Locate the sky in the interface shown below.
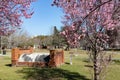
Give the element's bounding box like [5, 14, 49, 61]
[22, 0, 64, 36]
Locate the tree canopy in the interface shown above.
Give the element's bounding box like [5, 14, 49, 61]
[0, 0, 35, 36]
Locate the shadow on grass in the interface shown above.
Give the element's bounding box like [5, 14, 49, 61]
[17, 67, 90, 80]
[65, 62, 70, 65]
[82, 58, 90, 63]
[5, 64, 12, 67]
[83, 59, 93, 68]
[112, 59, 120, 65]
[84, 65, 93, 68]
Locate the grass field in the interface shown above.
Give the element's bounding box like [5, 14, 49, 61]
[0, 49, 120, 80]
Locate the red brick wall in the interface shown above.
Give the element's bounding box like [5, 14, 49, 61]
[48, 50, 64, 67]
[11, 48, 33, 66]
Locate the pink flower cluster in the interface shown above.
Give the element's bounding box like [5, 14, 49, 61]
[53, 0, 119, 47]
[0, 0, 35, 36]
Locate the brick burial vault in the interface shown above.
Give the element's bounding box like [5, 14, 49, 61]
[11, 48, 64, 67]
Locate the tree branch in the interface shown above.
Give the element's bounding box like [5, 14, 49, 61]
[84, 0, 113, 20]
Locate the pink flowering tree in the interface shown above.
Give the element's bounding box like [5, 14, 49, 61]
[53, 0, 120, 80]
[0, 0, 35, 36]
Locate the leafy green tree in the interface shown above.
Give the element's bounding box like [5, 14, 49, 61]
[52, 26, 60, 48]
[52, 26, 69, 49]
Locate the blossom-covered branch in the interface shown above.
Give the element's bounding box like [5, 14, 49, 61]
[0, 0, 35, 36]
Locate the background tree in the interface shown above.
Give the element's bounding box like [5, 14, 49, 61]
[32, 35, 53, 49]
[52, 26, 62, 48]
[8, 29, 33, 48]
[52, 26, 68, 49]
[106, 26, 120, 49]
[53, 0, 120, 80]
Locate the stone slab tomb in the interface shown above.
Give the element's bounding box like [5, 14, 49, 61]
[11, 48, 64, 67]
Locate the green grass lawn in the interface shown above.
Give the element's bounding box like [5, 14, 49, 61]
[0, 49, 120, 80]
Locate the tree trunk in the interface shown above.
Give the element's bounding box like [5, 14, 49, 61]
[93, 50, 99, 80]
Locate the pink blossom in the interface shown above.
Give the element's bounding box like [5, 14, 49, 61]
[0, 0, 35, 35]
[61, 31, 66, 35]
[53, 0, 119, 47]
